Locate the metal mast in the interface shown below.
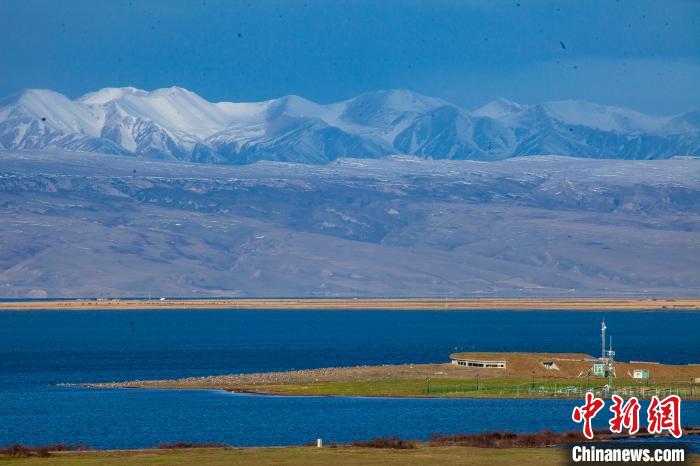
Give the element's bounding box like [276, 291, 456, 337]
[607, 335, 615, 389]
[601, 320, 606, 359]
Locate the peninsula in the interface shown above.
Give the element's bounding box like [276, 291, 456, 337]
[85, 352, 700, 400]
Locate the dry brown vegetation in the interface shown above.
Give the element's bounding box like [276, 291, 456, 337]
[351, 436, 417, 449]
[0, 444, 89, 458]
[429, 430, 589, 448]
[156, 442, 230, 450]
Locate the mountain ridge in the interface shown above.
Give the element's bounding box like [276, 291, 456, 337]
[1, 149, 699, 298]
[0, 87, 698, 164]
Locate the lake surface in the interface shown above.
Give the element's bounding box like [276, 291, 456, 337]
[0, 310, 698, 449]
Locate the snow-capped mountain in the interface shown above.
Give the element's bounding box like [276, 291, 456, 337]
[0, 87, 698, 164]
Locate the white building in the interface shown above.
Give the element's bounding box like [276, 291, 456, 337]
[450, 356, 506, 369]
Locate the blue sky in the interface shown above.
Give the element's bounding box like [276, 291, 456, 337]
[1, 0, 698, 114]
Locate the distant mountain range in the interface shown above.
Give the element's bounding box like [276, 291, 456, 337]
[1, 87, 698, 164]
[2, 150, 699, 298]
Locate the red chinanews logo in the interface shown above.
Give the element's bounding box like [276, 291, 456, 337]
[572, 392, 682, 439]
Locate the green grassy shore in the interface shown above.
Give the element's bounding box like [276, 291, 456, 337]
[0, 446, 698, 466]
[230, 377, 700, 399]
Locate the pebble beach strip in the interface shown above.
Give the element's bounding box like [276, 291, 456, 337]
[75, 364, 458, 390]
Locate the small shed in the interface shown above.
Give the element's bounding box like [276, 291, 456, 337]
[542, 361, 560, 370]
[632, 369, 650, 380]
[591, 362, 607, 377]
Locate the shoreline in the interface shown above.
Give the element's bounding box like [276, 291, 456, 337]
[73, 385, 700, 401]
[1, 297, 700, 311]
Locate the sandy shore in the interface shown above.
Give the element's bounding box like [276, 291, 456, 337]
[2, 297, 700, 311]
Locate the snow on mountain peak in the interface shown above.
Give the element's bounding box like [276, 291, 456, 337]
[78, 87, 148, 105]
[538, 100, 671, 134]
[0, 86, 698, 163]
[472, 98, 525, 119]
[0, 88, 101, 136]
[7, 88, 79, 111]
[345, 89, 446, 114]
[268, 95, 328, 118]
[101, 86, 233, 138]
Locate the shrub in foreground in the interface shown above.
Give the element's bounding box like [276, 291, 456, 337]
[351, 436, 417, 449]
[428, 430, 590, 448]
[0, 443, 88, 457]
[156, 442, 230, 449]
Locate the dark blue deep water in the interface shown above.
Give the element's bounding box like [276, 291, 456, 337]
[0, 310, 698, 449]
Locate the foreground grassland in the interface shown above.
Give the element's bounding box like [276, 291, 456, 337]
[3, 446, 691, 466]
[2, 297, 700, 311]
[1, 447, 698, 466]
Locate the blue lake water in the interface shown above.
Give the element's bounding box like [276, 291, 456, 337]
[0, 310, 698, 449]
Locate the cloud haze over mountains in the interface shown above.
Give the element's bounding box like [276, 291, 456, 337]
[1, 87, 698, 165]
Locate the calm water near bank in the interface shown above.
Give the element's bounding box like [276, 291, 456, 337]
[0, 310, 698, 449]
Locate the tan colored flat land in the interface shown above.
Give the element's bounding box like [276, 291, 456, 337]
[86, 353, 700, 399]
[2, 297, 699, 311]
[2, 446, 697, 466]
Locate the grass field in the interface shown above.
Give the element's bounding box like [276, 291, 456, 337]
[102, 372, 700, 400]
[0, 446, 698, 466]
[0, 446, 647, 466]
[232, 377, 700, 399]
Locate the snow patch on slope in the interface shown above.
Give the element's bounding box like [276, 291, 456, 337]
[540, 100, 674, 134]
[1, 89, 102, 136]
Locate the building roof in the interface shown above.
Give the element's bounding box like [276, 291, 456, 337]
[449, 352, 593, 361]
[445, 352, 698, 379]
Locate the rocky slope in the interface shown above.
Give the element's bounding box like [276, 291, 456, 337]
[1, 149, 698, 298]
